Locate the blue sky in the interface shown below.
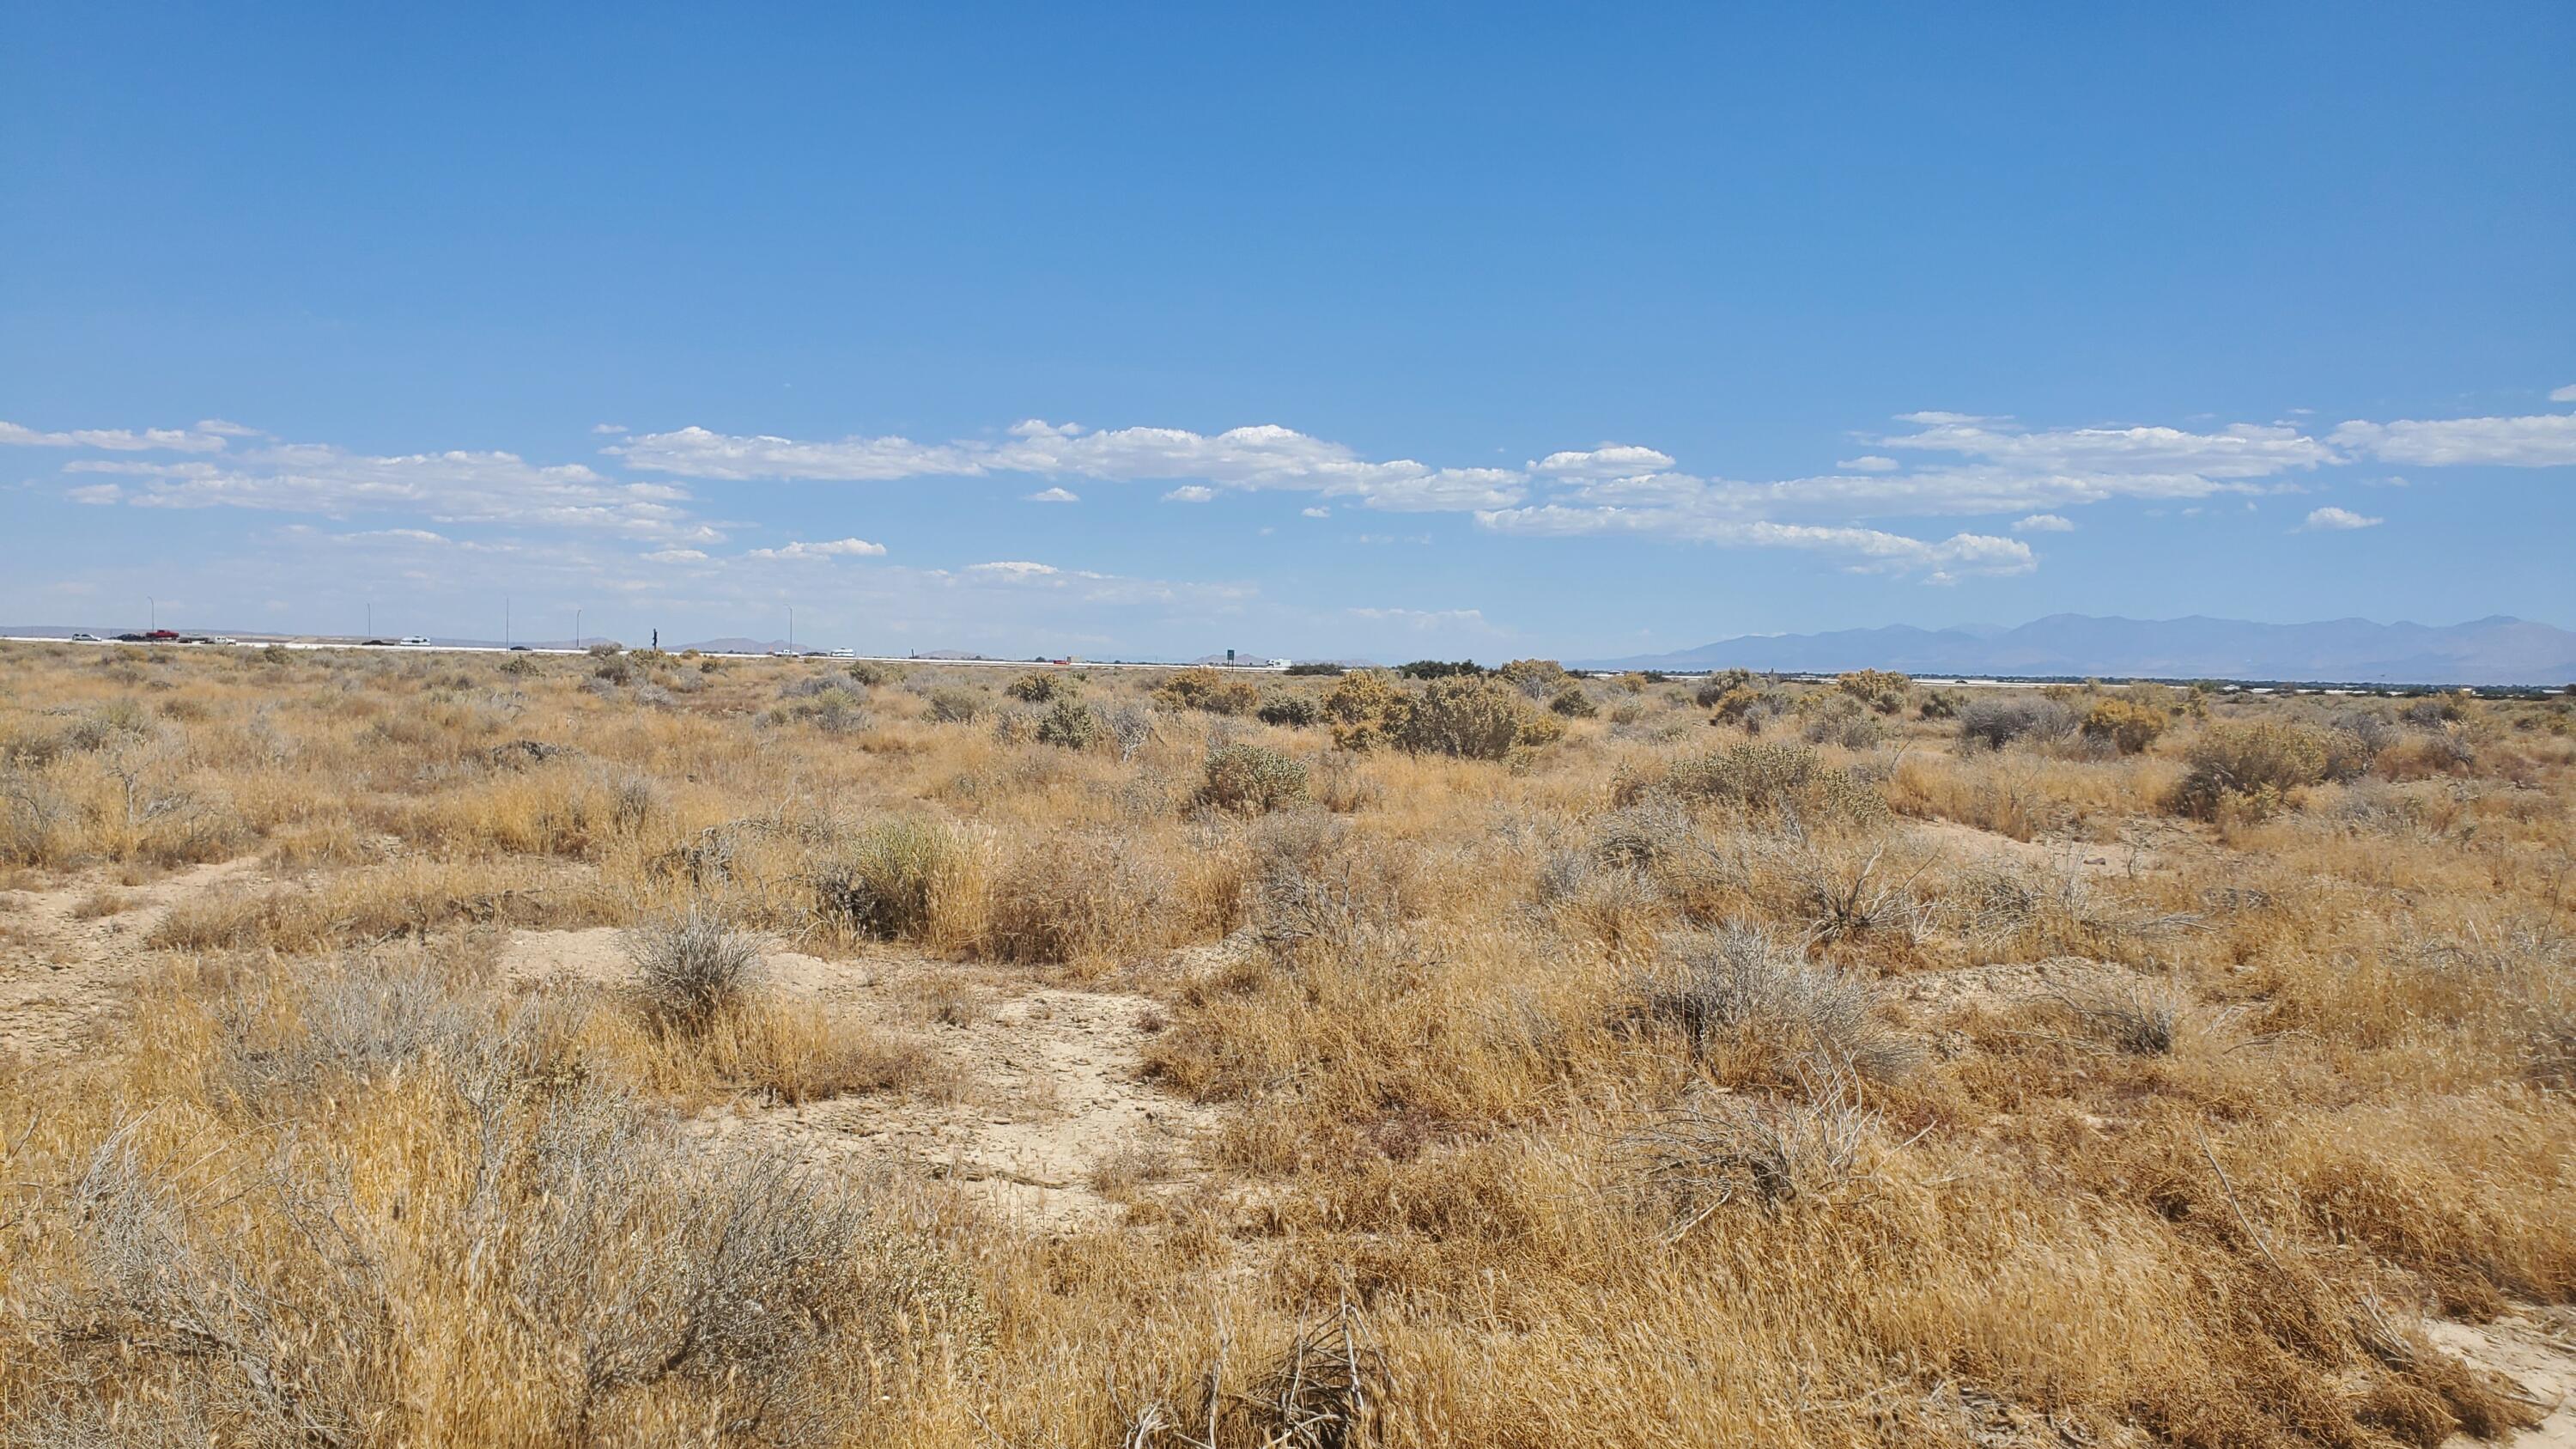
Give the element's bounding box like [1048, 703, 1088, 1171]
[5, 3, 2572, 658]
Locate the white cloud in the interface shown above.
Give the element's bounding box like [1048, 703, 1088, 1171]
[1346, 606, 1493, 630]
[610, 425, 987, 482]
[66, 483, 124, 504]
[2299, 506, 2383, 532]
[1879, 415, 2338, 480]
[2012, 513, 2075, 533]
[1163, 485, 1217, 503]
[744, 537, 888, 560]
[1528, 444, 1676, 480]
[1835, 455, 1900, 472]
[1, 420, 235, 453]
[1301, 506, 1330, 518]
[2330, 413, 2576, 467]
[1025, 486, 1080, 503]
[592, 423, 629, 435]
[2550, 384, 2576, 404]
[1477, 503, 2036, 577]
[964, 561, 1059, 578]
[641, 548, 708, 563]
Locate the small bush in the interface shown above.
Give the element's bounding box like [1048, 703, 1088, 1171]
[844, 660, 897, 686]
[1636, 924, 1917, 1081]
[1959, 696, 2079, 750]
[2081, 697, 2168, 754]
[1198, 744, 1309, 814]
[2169, 721, 2336, 819]
[927, 685, 988, 723]
[1034, 697, 1103, 749]
[1323, 671, 1414, 752]
[1153, 666, 1261, 715]
[1636, 742, 1890, 826]
[1548, 684, 1600, 718]
[816, 817, 975, 941]
[1401, 675, 1559, 759]
[627, 910, 764, 1028]
[1692, 670, 1756, 708]
[1006, 671, 1071, 703]
[1916, 688, 1963, 720]
[1283, 661, 1346, 676]
[1394, 659, 1485, 680]
[1257, 692, 1320, 728]
[1834, 669, 1911, 715]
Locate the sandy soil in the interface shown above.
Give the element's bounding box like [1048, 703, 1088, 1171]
[0, 857, 260, 1061]
[1903, 818, 2172, 878]
[497, 926, 1217, 1232]
[2433, 1307, 2576, 1448]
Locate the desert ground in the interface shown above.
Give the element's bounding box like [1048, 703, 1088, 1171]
[0, 642, 2570, 1447]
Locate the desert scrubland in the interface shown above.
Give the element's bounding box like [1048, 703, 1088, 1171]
[1, 642, 2571, 1447]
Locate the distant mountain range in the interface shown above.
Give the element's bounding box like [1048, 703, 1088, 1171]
[1577, 614, 2576, 686]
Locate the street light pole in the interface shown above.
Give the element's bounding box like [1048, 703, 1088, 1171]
[575, 608, 582, 650]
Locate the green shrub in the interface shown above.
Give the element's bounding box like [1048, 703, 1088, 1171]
[1006, 671, 1071, 703]
[1257, 693, 1320, 728]
[1394, 660, 1485, 680]
[1284, 661, 1346, 676]
[1197, 744, 1309, 814]
[1549, 684, 1600, 718]
[1034, 697, 1103, 750]
[846, 661, 899, 686]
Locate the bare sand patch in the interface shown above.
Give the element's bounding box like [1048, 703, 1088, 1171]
[498, 927, 1216, 1233]
[2433, 1307, 2576, 1448]
[0, 857, 261, 1061]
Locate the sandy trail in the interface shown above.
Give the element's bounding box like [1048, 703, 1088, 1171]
[0, 857, 261, 1061]
[498, 926, 1215, 1231]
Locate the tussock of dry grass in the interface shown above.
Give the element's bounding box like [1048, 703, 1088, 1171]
[1, 642, 2572, 1446]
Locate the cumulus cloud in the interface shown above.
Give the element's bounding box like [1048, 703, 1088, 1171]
[1528, 444, 1676, 479]
[2550, 384, 2576, 404]
[744, 537, 888, 560]
[2012, 513, 2075, 533]
[66, 483, 123, 504]
[641, 548, 708, 563]
[1163, 485, 1217, 502]
[1025, 486, 1079, 503]
[2299, 506, 2383, 532]
[1835, 455, 1900, 472]
[592, 423, 629, 435]
[1, 420, 237, 453]
[2330, 413, 2576, 467]
[1301, 506, 1330, 518]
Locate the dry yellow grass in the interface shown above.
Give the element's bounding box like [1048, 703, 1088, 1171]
[1, 643, 2571, 1446]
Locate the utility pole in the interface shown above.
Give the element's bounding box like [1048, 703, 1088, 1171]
[787, 606, 794, 654]
[148, 596, 155, 630]
[367, 602, 373, 638]
[574, 608, 582, 650]
[504, 595, 511, 648]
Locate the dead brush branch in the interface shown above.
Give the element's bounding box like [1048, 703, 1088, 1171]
[1252, 1301, 1384, 1449]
